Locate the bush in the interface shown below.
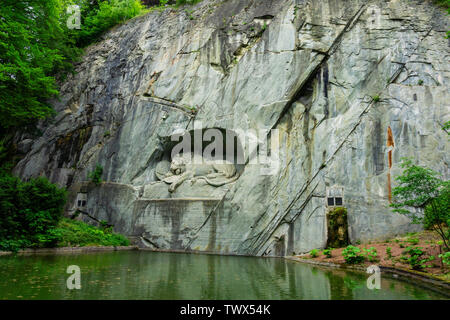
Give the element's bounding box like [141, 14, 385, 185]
[401, 246, 434, 270]
[0, 174, 67, 252]
[88, 164, 104, 185]
[439, 252, 450, 265]
[323, 249, 332, 258]
[342, 245, 365, 264]
[363, 247, 378, 262]
[309, 249, 319, 258]
[54, 218, 129, 247]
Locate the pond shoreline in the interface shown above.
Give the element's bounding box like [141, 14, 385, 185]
[0, 245, 138, 256]
[0, 246, 269, 258]
[286, 256, 450, 298]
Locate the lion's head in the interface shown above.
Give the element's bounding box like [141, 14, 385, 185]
[169, 154, 187, 176]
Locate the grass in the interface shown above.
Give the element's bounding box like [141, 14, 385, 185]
[52, 218, 130, 247]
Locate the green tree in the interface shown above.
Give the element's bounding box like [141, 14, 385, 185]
[72, 0, 145, 47]
[0, 0, 78, 131]
[0, 0, 144, 133]
[391, 158, 449, 249]
[0, 173, 67, 252]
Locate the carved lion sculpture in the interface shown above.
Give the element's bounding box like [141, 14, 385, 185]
[156, 154, 239, 192]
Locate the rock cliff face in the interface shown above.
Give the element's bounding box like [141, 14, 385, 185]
[14, 0, 449, 256]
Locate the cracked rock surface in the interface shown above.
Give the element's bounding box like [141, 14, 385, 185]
[13, 0, 449, 256]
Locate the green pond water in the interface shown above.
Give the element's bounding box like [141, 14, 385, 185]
[0, 251, 448, 300]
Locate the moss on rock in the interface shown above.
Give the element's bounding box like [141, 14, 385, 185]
[326, 207, 349, 248]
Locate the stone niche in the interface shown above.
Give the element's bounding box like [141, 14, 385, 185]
[66, 184, 89, 218]
[325, 187, 349, 248]
[75, 191, 87, 208]
[144, 127, 245, 200]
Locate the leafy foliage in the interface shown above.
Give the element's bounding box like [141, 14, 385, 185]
[434, 0, 450, 12]
[72, 0, 145, 48]
[407, 237, 419, 245]
[309, 249, 319, 258]
[401, 246, 434, 270]
[442, 120, 450, 134]
[0, 1, 144, 133]
[262, 22, 268, 31]
[391, 158, 449, 249]
[0, 171, 129, 251]
[386, 246, 392, 259]
[342, 245, 365, 264]
[53, 218, 130, 247]
[362, 247, 378, 262]
[88, 164, 103, 185]
[0, 0, 79, 131]
[0, 174, 67, 252]
[439, 252, 450, 265]
[322, 249, 332, 258]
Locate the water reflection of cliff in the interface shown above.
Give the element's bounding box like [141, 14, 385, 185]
[0, 251, 447, 300]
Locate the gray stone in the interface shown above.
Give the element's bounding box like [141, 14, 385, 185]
[13, 0, 450, 256]
[17, 139, 34, 154]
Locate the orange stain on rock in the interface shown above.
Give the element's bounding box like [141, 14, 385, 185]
[387, 126, 395, 202]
